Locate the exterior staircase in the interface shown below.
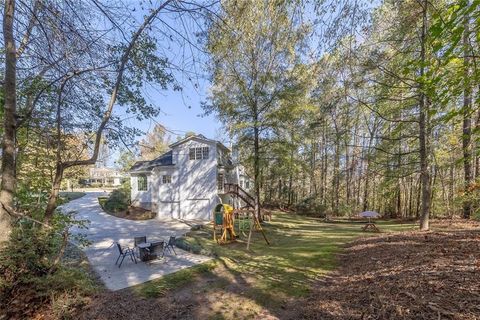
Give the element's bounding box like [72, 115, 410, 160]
[223, 183, 255, 208]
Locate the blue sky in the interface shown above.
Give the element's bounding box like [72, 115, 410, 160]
[121, 77, 218, 142]
[110, 70, 219, 165]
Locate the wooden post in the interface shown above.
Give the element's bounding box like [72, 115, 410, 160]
[246, 214, 254, 250]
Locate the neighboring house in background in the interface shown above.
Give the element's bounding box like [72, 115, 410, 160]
[129, 134, 252, 221]
[86, 167, 126, 186]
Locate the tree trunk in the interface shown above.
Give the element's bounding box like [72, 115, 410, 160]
[333, 135, 340, 213]
[253, 111, 262, 221]
[419, 0, 431, 231]
[475, 107, 480, 179]
[287, 134, 294, 206]
[310, 139, 317, 195]
[0, 0, 17, 243]
[462, 10, 472, 219]
[395, 136, 402, 218]
[362, 120, 376, 211]
[320, 124, 327, 205]
[408, 176, 414, 217]
[345, 140, 350, 205]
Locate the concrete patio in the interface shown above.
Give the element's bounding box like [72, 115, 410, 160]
[62, 192, 211, 291]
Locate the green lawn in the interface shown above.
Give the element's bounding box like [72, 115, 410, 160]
[132, 213, 416, 316]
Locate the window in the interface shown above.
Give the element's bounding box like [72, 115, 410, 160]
[162, 175, 171, 184]
[202, 147, 209, 159]
[189, 147, 210, 160]
[245, 181, 250, 189]
[217, 173, 224, 191]
[195, 147, 202, 159]
[137, 175, 148, 191]
[189, 148, 195, 160]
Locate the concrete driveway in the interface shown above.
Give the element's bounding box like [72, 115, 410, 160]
[62, 192, 211, 291]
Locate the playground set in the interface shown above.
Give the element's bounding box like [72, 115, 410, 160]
[212, 183, 270, 249]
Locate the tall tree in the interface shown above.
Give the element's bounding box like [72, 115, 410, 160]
[418, 0, 431, 230]
[43, 1, 175, 221]
[0, 0, 17, 243]
[138, 124, 170, 160]
[462, 0, 472, 219]
[205, 0, 309, 219]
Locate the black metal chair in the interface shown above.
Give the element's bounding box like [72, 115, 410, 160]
[134, 236, 147, 246]
[134, 236, 147, 258]
[162, 236, 177, 257]
[115, 243, 137, 268]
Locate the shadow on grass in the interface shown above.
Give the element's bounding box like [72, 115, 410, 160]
[128, 212, 417, 318]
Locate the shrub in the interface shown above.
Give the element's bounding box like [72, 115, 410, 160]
[295, 195, 327, 218]
[473, 208, 480, 221]
[89, 182, 102, 188]
[0, 214, 96, 319]
[98, 196, 108, 208]
[102, 181, 131, 213]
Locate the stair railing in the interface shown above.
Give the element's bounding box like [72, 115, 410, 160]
[224, 183, 255, 208]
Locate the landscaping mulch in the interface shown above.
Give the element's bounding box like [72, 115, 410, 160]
[101, 205, 156, 220]
[75, 290, 185, 320]
[292, 220, 480, 320]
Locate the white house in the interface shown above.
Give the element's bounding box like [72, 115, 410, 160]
[87, 167, 125, 186]
[129, 134, 252, 221]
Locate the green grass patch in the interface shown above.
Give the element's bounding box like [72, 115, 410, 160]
[133, 261, 217, 298]
[185, 215, 415, 299]
[132, 213, 415, 312]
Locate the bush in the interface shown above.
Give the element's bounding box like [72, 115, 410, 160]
[0, 215, 96, 319]
[98, 196, 108, 208]
[295, 195, 327, 218]
[102, 181, 131, 213]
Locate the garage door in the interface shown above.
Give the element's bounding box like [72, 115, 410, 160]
[157, 201, 180, 219]
[183, 199, 210, 220]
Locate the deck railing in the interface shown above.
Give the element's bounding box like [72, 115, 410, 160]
[224, 183, 255, 208]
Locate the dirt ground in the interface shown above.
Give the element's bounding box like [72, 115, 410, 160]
[76, 263, 279, 320]
[291, 220, 480, 320]
[76, 220, 480, 320]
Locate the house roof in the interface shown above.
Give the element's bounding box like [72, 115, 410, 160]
[129, 150, 174, 172]
[129, 135, 231, 173]
[169, 134, 230, 152]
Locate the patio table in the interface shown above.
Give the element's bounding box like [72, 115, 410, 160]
[137, 242, 152, 261]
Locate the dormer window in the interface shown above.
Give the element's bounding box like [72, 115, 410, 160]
[189, 147, 209, 160]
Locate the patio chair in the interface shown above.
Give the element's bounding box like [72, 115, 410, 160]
[162, 236, 177, 257]
[115, 243, 137, 268]
[134, 236, 147, 258]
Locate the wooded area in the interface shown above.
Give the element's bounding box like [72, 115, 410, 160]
[206, 0, 480, 230]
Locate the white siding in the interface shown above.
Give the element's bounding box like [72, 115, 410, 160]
[156, 167, 178, 219]
[172, 139, 219, 220]
[130, 136, 234, 220]
[130, 173, 154, 209]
